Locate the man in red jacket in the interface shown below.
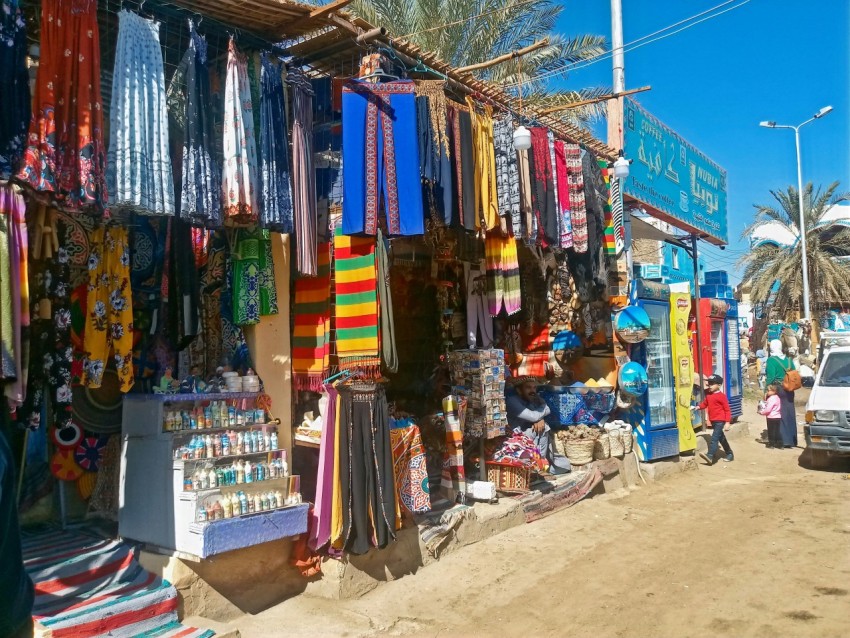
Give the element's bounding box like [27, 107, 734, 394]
[693, 374, 734, 465]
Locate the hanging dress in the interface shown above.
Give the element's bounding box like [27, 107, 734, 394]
[107, 10, 174, 216]
[222, 39, 260, 225]
[0, 0, 30, 181]
[290, 74, 317, 275]
[176, 21, 220, 226]
[259, 53, 294, 233]
[16, 0, 108, 214]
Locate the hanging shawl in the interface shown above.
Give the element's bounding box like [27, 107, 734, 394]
[565, 143, 588, 253]
[290, 73, 318, 275]
[493, 113, 521, 236]
[0, 0, 30, 180]
[441, 395, 467, 502]
[232, 227, 278, 325]
[292, 242, 332, 391]
[259, 53, 294, 233]
[484, 233, 521, 316]
[554, 140, 573, 248]
[376, 229, 398, 374]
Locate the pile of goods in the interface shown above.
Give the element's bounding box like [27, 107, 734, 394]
[556, 425, 601, 465]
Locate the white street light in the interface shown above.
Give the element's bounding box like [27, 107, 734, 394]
[513, 125, 532, 151]
[613, 151, 630, 179]
[759, 105, 834, 320]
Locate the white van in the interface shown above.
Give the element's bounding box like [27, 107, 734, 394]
[804, 337, 850, 469]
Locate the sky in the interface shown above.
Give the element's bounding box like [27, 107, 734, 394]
[555, 0, 850, 284]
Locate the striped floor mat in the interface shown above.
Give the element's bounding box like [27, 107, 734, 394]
[22, 528, 214, 638]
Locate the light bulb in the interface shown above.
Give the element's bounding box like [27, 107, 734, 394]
[513, 125, 532, 151]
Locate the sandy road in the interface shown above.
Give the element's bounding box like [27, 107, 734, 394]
[231, 398, 850, 638]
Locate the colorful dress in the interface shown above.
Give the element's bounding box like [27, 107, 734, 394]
[221, 39, 259, 225]
[107, 10, 174, 216]
[16, 0, 108, 214]
[231, 227, 277, 325]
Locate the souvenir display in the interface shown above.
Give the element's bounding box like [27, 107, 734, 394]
[615, 306, 651, 344]
[619, 361, 649, 396]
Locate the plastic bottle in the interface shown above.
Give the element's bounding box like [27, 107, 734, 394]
[238, 492, 248, 516]
[228, 429, 237, 451]
[244, 460, 253, 484]
[208, 468, 218, 488]
[216, 467, 225, 487]
[183, 476, 193, 491]
[270, 431, 278, 451]
[235, 460, 244, 484]
[198, 470, 208, 490]
[221, 432, 231, 456]
[260, 493, 269, 511]
[256, 462, 265, 482]
[222, 496, 233, 519]
[246, 493, 255, 514]
[213, 434, 222, 457]
[228, 406, 236, 427]
[230, 493, 240, 517]
[280, 450, 288, 476]
[236, 432, 244, 455]
[253, 493, 262, 513]
[212, 499, 223, 520]
[237, 409, 245, 426]
[197, 508, 208, 523]
[204, 435, 214, 459]
[263, 432, 271, 452]
[274, 490, 283, 508]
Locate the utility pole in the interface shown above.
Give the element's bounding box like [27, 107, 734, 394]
[607, 0, 625, 151]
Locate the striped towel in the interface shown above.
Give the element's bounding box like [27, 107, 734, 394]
[333, 227, 380, 374]
[565, 143, 588, 253]
[292, 242, 332, 391]
[22, 528, 214, 638]
[485, 233, 521, 316]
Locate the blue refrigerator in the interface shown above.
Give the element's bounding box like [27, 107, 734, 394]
[724, 300, 743, 420]
[629, 281, 680, 461]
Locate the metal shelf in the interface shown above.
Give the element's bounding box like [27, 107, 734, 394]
[173, 449, 282, 466]
[127, 391, 261, 403]
[166, 421, 280, 436]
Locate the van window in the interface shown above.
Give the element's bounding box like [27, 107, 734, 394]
[818, 352, 850, 386]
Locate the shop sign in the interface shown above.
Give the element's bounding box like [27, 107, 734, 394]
[623, 98, 728, 244]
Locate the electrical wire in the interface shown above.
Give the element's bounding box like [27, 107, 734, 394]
[503, 0, 753, 87]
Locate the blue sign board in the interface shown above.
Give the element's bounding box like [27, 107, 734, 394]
[623, 98, 728, 244]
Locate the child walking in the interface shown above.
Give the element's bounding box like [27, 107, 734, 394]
[694, 374, 734, 465]
[758, 384, 782, 448]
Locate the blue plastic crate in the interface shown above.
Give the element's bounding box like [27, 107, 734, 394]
[634, 425, 679, 461]
[704, 270, 729, 285]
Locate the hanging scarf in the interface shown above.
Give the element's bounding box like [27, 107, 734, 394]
[390, 423, 431, 515]
[376, 229, 398, 374]
[485, 233, 521, 316]
[554, 140, 573, 248]
[308, 383, 338, 551]
[466, 97, 499, 231]
[0, 0, 30, 181]
[441, 395, 467, 501]
[493, 113, 521, 235]
[292, 242, 332, 391]
[259, 53, 294, 233]
[232, 227, 277, 325]
[291, 74, 317, 275]
[565, 143, 588, 253]
[333, 228, 380, 375]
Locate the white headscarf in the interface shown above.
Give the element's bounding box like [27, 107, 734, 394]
[769, 339, 785, 358]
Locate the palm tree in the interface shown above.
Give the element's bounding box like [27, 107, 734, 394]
[350, 0, 609, 122]
[740, 182, 850, 319]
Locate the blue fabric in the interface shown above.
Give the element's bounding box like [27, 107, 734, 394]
[259, 54, 294, 233]
[416, 96, 453, 225]
[342, 80, 424, 236]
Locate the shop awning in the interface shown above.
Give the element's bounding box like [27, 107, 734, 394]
[629, 215, 689, 249]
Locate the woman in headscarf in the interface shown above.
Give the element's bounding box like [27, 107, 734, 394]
[765, 339, 797, 448]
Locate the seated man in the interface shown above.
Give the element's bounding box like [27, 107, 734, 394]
[505, 378, 568, 474]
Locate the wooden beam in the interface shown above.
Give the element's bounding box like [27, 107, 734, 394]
[538, 85, 651, 115]
[308, 0, 354, 19]
[456, 38, 550, 73]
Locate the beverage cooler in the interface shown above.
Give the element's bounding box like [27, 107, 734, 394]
[693, 298, 742, 421]
[630, 280, 680, 461]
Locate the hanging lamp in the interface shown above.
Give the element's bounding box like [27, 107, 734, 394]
[513, 55, 532, 150]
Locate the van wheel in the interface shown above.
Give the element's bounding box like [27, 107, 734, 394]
[809, 449, 831, 470]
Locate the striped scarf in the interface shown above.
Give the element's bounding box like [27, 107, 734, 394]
[292, 242, 332, 391]
[485, 233, 521, 316]
[441, 395, 467, 502]
[565, 143, 588, 253]
[334, 228, 380, 375]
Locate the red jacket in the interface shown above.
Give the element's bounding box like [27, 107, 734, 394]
[698, 390, 732, 424]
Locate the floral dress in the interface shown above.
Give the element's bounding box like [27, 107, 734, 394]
[82, 226, 134, 392]
[0, 0, 30, 180]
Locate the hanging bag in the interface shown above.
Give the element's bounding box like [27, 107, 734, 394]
[780, 358, 802, 392]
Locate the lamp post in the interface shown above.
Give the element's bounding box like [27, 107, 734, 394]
[759, 105, 833, 321]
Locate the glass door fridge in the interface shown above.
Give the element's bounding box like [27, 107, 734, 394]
[710, 318, 726, 378]
[640, 300, 676, 429]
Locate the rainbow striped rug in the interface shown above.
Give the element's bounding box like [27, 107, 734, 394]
[22, 528, 214, 638]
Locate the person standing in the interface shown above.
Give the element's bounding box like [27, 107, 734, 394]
[765, 339, 798, 448]
[694, 374, 734, 465]
[758, 384, 783, 448]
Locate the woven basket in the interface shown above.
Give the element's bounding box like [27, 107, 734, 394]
[487, 461, 531, 494]
[594, 433, 611, 460]
[623, 428, 633, 453]
[563, 438, 595, 465]
[609, 430, 625, 457]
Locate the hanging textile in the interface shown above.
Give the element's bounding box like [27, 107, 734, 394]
[448, 101, 476, 232]
[467, 97, 499, 231]
[308, 384, 338, 551]
[222, 38, 260, 225]
[219, 236, 253, 372]
[390, 423, 431, 515]
[291, 75, 318, 275]
[338, 386, 396, 555]
[17, 0, 107, 213]
[565, 143, 588, 253]
[82, 226, 134, 392]
[517, 148, 535, 243]
[375, 229, 397, 374]
[107, 10, 175, 217]
[232, 228, 277, 326]
[259, 53, 294, 233]
[530, 127, 558, 246]
[333, 228, 380, 375]
[0, 184, 28, 408]
[484, 233, 521, 317]
[464, 261, 494, 349]
[554, 140, 573, 249]
[441, 395, 466, 501]
[0, 0, 30, 180]
[493, 114, 521, 236]
[414, 81, 453, 225]
[292, 242, 332, 391]
[342, 80, 424, 237]
[174, 21, 220, 226]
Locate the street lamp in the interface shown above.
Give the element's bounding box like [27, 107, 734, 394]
[759, 105, 834, 321]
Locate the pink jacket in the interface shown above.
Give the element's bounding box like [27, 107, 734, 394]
[759, 394, 781, 419]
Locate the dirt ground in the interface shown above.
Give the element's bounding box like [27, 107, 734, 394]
[229, 397, 850, 638]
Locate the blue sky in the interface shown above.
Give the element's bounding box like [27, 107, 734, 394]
[556, 0, 850, 283]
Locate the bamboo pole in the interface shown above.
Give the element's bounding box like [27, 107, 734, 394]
[538, 85, 651, 115]
[456, 38, 549, 73]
